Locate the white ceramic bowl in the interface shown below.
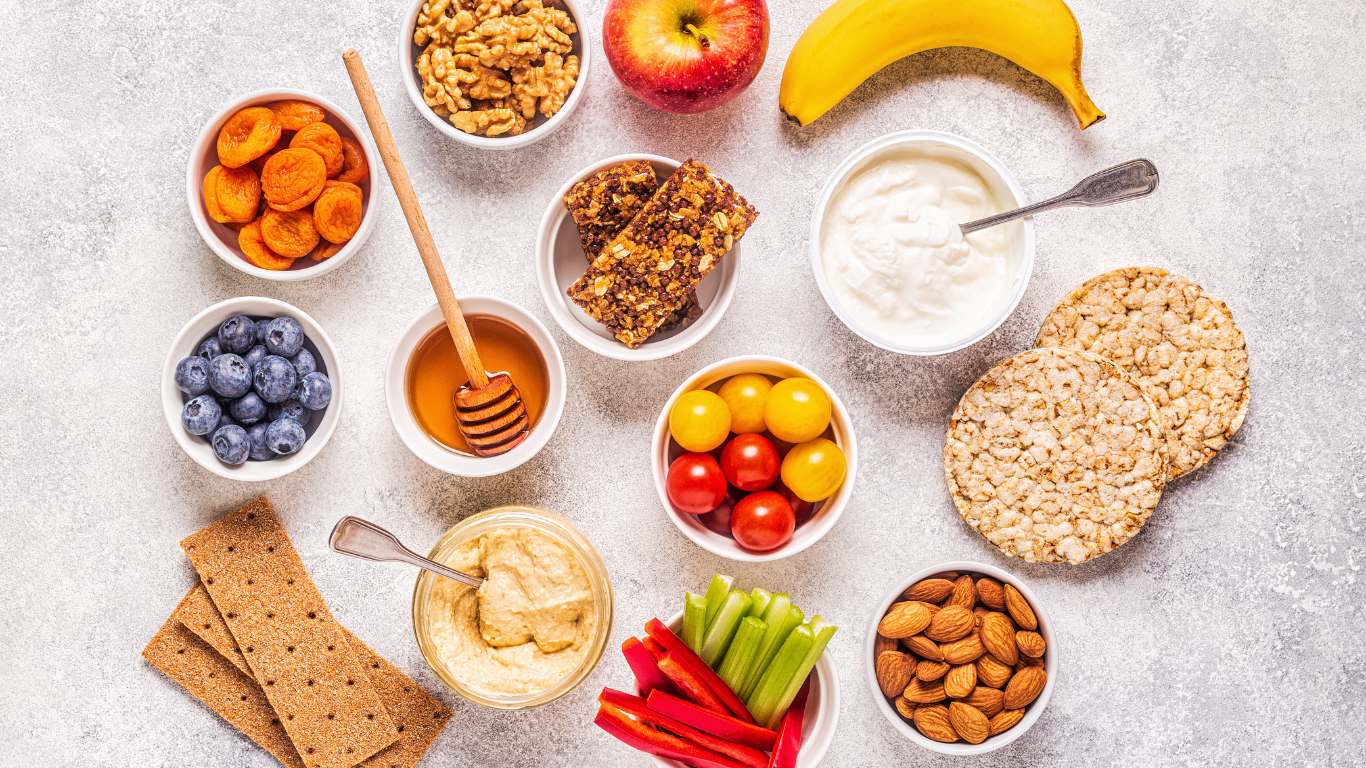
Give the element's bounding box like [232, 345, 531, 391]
[651, 356, 857, 561]
[865, 561, 1058, 755]
[537, 154, 743, 361]
[638, 611, 840, 768]
[399, 0, 591, 149]
[385, 297, 567, 476]
[809, 130, 1036, 355]
[161, 297, 343, 481]
[187, 89, 379, 281]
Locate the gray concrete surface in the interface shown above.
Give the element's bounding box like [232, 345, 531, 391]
[2, 0, 1363, 765]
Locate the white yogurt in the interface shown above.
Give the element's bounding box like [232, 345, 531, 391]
[819, 147, 1023, 347]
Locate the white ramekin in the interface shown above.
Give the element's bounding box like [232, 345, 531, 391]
[536, 154, 743, 361]
[160, 297, 343, 480]
[384, 297, 567, 477]
[186, 88, 379, 281]
[810, 130, 1036, 355]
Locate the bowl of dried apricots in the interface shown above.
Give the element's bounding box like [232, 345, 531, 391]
[187, 89, 378, 280]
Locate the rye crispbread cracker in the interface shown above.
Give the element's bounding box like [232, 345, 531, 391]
[944, 348, 1167, 564]
[179, 580, 253, 677]
[180, 497, 398, 768]
[1035, 267, 1250, 480]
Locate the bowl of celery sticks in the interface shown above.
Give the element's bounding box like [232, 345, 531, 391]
[593, 574, 840, 768]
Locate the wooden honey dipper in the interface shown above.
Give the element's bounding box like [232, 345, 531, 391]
[343, 49, 529, 457]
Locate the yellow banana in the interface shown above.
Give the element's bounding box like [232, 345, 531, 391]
[779, 0, 1104, 129]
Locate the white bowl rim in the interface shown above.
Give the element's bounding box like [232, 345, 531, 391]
[397, 0, 591, 149]
[651, 356, 857, 562]
[863, 560, 1059, 755]
[185, 87, 381, 282]
[160, 296, 343, 481]
[383, 296, 567, 477]
[808, 129, 1036, 355]
[535, 153, 742, 361]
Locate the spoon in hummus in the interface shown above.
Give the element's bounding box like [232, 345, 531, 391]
[328, 516, 484, 589]
[960, 158, 1159, 235]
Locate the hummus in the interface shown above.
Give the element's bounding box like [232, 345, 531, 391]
[425, 527, 596, 697]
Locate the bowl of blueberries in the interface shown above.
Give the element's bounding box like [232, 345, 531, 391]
[161, 296, 341, 481]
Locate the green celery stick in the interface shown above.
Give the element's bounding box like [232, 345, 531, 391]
[702, 574, 734, 630]
[747, 588, 772, 619]
[682, 592, 708, 653]
[700, 589, 753, 667]
[738, 597, 804, 700]
[745, 624, 815, 725]
[717, 617, 766, 694]
[753, 616, 838, 729]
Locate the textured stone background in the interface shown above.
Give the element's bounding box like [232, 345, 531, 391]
[2, 0, 1363, 765]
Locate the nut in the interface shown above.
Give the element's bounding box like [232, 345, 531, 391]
[947, 574, 977, 609]
[903, 578, 955, 603]
[915, 660, 950, 682]
[941, 631, 986, 665]
[925, 605, 975, 643]
[943, 664, 977, 699]
[1003, 666, 1047, 709]
[902, 635, 943, 662]
[874, 633, 898, 658]
[989, 708, 1026, 736]
[1004, 584, 1038, 631]
[894, 696, 916, 720]
[876, 651, 915, 698]
[976, 653, 1014, 689]
[959, 686, 1005, 718]
[975, 577, 1006, 610]
[902, 677, 947, 704]
[1016, 631, 1046, 658]
[913, 704, 958, 743]
[980, 612, 1019, 666]
[949, 702, 990, 744]
[878, 601, 932, 639]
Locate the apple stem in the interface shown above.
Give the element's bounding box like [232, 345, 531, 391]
[684, 23, 711, 49]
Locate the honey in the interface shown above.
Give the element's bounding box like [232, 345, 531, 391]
[405, 315, 549, 457]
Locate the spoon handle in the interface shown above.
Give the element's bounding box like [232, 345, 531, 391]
[960, 159, 1160, 235]
[328, 516, 484, 589]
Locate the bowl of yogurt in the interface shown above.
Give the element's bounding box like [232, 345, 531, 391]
[810, 130, 1035, 355]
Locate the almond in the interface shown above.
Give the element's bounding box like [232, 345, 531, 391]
[948, 702, 990, 744]
[988, 708, 1025, 736]
[925, 605, 975, 642]
[1016, 653, 1045, 669]
[879, 601, 932, 639]
[894, 696, 917, 719]
[947, 574, 977, 609]
[912, 704, 958, 743]
[915, 660, 950, 682]
[1003, 583, 1038, 631]
[919, 601, 943, 615]
[941, 631, 986, 665]
[874, 632, 898, 657]
[980, 612, 1019, 665]
[943, 663, 977, 699]
[876, 651, 915, 698]
[903, 676, 947, 703]
[1003, 666, 1047, 709]
[932, 571, 959, 581]
[903, 578, 955, 604]
[960, 686, 1005, 718]
[1016, 630, 1046, 658]
[903, 634, 943, 661]
[975, 577, 1006, 610]
[976, 653, 1014, 689]
[973, 606, 989, 625]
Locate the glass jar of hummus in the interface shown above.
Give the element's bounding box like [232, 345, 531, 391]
[411, 505, 613, 709]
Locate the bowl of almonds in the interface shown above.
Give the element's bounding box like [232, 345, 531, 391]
[864, 562, 1056, 754]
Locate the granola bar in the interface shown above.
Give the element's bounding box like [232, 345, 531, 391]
[567, 160, 757, 348]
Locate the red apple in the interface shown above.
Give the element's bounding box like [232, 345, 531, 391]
[603, 0, 769, 114]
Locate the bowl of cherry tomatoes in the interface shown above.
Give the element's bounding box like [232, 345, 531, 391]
[652, 356, 858, 562]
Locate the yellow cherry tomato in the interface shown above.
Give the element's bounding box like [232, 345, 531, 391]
[763, 378, 831, 443]
[780, 438, 847, 502]
[718, 373, 773, 434]
[669, 390, 732, 452]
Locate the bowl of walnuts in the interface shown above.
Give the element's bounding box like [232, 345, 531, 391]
[865, 561, 1057, 755]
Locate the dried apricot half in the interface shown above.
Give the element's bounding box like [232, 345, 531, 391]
[214, 166, 261, 223]
[313, 181, 364, 243]
[261, 208, 320, 258]
[290, 122, 344, 178]
[203, 166, 233, 224]
[239, 219, 295, 270]
[307, 240, 346, 261]
[334, 137, 370, 185]
[267, 100, 326, 131]
[260, 148, 327, 211]
[217, 107, 281, 169]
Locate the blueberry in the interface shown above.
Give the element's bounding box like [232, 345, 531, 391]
[265, 418, 307, 455]
[182, 395, 222, 436]
[175, 356, 210, 395]
[269, 398, 309, 423]
[197, 336, 223, 360]
[217, 409, 237, 430]
[264, 317, 304, 357]
[297, 372, 332, 411]
[254, 318, 271, 344]
[289, 347, 316, 378]
[230, 391, 268, 425]
[208, 353, 252, 398]
[218, 315, 257, 355]
[210, 425, 250, 465]
[243, 344, 268, 370]
[253, 355, 298, 403]
[245, 422, 275, 461]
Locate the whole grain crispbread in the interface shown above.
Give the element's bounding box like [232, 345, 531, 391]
[179, 580, 253, 678]
[944, 348, 1167, 564]
[1035, 267, 1250, 480]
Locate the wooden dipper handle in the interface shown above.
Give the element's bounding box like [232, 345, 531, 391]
[342, 48, 488, 390]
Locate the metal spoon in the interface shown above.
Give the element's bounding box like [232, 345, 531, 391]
[960, 158, 1159, 235]
[328, 516, 484, 589]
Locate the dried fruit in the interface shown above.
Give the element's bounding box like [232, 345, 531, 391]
[976, 577, 1006, 610]
[313, 181, 364, 243]
[943, 663, 977, 699]
[941, 631, 986, 665]
[217, 107, 281, 168]
[307, 240, 346, 261]
[960, 686, 1005, 718]
[261, 148, 327, 212]
[1016, 631, 1046, 658]
[1003, 666, 1047, 709]
[976, 653, 1014, 689]
[878, 601, 932, 639]
[902, 635, 943, 662]
[213, 166, 261, 224]
[947, 574, 977, 609]
[988, 708, 1025, 736]
[876, 651, 915, 698]
[912, 704, 958, 743]
[980, 612, 1019, 666]
[915, 660, 949, 682]
[238, 219, 294, 271]
[291, 122, 345, 178]
[903, 578, 954, 603]
[267, 100, 326, 131]
[202, 167, 235, 224]
[260, 208, 319, 259]
[1004, 584, 1038, 631]
[903, 677, 946, 703]
[925, 605, 975, 643]
[948, 702, 989, 744]
[335, 137, 370, 185]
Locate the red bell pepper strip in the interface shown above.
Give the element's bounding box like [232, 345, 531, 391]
[623, 637, 674, 697]
[658, 652, 730, 715]
[642, 636, 667, 661]
[599, 689, 769, 768]
[646, 617, 758, 724]
[646, 690, 779, 752]
[595, 704, 749, 768]
[766, 676, 810, 768]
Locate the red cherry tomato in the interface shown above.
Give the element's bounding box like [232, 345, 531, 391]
[730, 490, 795, 552]
[696, 488, 739, 538]
[719, 433, 781, 492]
[667, 453, 728, 514]
[771, 479, 815, 528]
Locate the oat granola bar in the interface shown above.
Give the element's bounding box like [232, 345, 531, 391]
[567, 159, 757, 348]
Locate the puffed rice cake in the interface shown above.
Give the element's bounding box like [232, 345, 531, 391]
[944, 348, 1167, 564]
[1035, 267, 1249, 480]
